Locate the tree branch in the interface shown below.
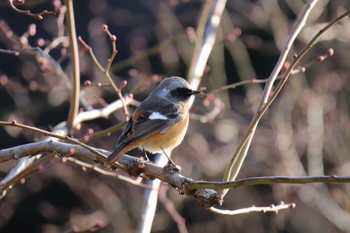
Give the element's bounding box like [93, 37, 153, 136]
[65, 0, 81, 133]
[1, 141, 350, 208]
[8, 0, 59, 20]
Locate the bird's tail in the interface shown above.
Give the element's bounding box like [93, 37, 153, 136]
[103, 143, 131, 168]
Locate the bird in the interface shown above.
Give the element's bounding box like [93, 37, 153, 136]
[104, 76, 202, 167]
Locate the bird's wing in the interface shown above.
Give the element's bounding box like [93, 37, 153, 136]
[120, 101, 185, 145]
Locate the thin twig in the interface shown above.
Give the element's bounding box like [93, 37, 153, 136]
[66, 157, 151, 189]
[65, 0, 80, 134]
[209, 49, 333, 95]
[0, 121, 107, 160]
[85, 121, 127, 142]
[158, 186, 189, 233]
[0, 152, 58, 196]
[8, 0, 59, 20]
[0, 48, 20, 55]
[223, 9, 350, 196]
[72, 94, 136, 127]
[209, 202, 295, 216]
[78, 35, 129, 118]
[185, 175, 350, 190]
[43, 36, 69, 54]
[222, 0, 319, 195]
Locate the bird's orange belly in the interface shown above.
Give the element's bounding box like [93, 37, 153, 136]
[140, 116, 189, 153]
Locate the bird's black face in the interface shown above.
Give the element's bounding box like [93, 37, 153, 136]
[169, 87, 201, 102]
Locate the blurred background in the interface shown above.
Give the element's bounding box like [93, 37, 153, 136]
[1, 0, 350, 232]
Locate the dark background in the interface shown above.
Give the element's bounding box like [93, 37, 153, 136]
[1, 1, 350, 232]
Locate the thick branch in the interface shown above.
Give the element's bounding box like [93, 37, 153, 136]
[1, 141, 350, 208]
[0, 141, 220, 208]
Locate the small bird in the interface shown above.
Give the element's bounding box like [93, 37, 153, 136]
[104, 76, 201, 167]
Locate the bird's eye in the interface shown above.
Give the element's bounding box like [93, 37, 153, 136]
[176, 88, 185, 93]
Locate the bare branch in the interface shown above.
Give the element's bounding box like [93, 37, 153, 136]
[209, 48, 334, 95]
[210, 202, 295, 216]
[0, 121, 107, 160]
[1, 141, 350, 208]
[65, 0, 81, 133]
[73, 95, 136, 127]
[8, 0, 59, 20]
[222, 0, 319, 188]
[222, 2, 350, 197]
[185, 175, 350, 190]
[79, 29, 130, 118]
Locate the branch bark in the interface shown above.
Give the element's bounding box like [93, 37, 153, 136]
[1, 141, 349, 208]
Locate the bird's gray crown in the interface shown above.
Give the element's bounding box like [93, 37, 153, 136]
[152, 76, 192, 98]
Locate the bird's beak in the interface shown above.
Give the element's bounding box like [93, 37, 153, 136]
[190, 90, 202, 95]
[191, 89, 208, 97]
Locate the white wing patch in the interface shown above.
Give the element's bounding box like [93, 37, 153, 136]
[148, 112, 168, 120]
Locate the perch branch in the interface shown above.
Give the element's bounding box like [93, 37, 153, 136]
[1, 141, 350, 208]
